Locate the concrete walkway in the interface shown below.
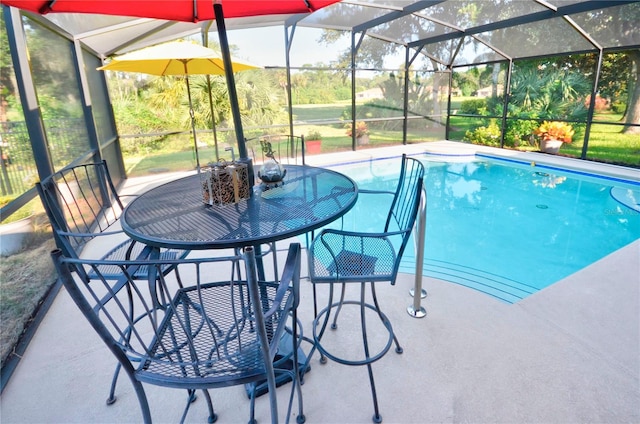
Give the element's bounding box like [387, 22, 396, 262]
[1, 142, 638, 423]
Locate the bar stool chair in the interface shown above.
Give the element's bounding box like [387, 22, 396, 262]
[307, 154, 425, 423]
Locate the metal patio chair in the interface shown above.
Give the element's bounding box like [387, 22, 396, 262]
[36, 160, 190, 402]
[307, 154, 425, 423]
[51, 243, 305, 424]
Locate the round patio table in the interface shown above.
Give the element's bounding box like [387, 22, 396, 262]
[121, 165, 358, 251]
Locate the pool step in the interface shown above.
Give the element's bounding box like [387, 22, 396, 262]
[610, 186, 640, 213]
[400, 256, 536, 303]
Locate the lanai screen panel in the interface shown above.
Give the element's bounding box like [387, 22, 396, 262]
[452, 37, 506, 66]
[225, 26, 287, 67]
[45, 14, 181, 56]
[303, 2, 390, 30]
[570, 3, 640, 49]
[410, 52, 440, 72]
[474, 15, 597, 60]
[421, 39, 461, 67]
[414, 0, 550, 30]
[354, 35, 403, 68]
[367, 13, 454, 46]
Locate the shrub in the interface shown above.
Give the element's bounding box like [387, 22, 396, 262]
[459, 98, 487, 115]
[464, 120, 501, 146]
[505, 119, 539, 147]
[585, 94, 610, 112]
[306, 130, 322, 140]
[611, 101, 626, 114]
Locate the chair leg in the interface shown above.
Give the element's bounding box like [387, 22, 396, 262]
[370, 282, 403, 354]
[108, 289, 135, 405]
[178, 389, 214, 424]
[360, 283, 382, 424]
[288, 311, 306, 424]
[130, 379, 152, 424]
[330, 282, 346, 330]
[200, 389, 217, 424]
[312, 284, 318, 318]
[312, 281, 399, 423]
[248, 382, 257, 424]
[313, 282, 337, 365]
[179, 390, 196, 423]
[174, 266, 185, 289]
[366, 361, 383, 424]
[106, 362, 121, 405]
[270, 241, 279, 281]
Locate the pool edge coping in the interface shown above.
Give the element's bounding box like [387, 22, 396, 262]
[304, 141, 640, 185]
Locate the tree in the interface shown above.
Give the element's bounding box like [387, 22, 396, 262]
[576, 4, 640, 133]
[0, 12, 18, 122]
[622, 50, 640, 134]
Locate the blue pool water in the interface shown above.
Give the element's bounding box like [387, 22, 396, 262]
[320, 154, 640, 303]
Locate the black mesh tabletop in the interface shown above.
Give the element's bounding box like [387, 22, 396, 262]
[122, 165, 358, 250]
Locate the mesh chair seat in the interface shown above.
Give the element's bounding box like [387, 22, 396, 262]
[141, 281, 288, 386]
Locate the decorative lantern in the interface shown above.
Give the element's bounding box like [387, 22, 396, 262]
[201, 161, 250, 206]
[257, 138, 287, 189]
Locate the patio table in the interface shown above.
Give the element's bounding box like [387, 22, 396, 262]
[121, 164, 358, 252]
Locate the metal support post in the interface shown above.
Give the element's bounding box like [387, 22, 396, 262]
[408, 186, 427, 318]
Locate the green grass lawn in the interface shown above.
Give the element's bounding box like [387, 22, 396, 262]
[583, 123, 640, 166]
[125, 150, 198, 177]
[125, 102, 639, 176]
[292, 103, 349, 121]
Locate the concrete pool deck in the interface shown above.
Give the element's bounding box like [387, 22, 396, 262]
[1, 142, 638, 423]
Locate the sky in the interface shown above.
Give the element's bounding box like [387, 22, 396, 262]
[222, 26, 405, 70]
[223, 26, 348, 68]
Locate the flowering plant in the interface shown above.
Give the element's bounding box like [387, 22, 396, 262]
[306, 130, 322, 141]
[534, 121, 574, 143]
[345, 121, 369, 138]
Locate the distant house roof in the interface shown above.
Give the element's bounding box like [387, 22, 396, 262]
[476, 85, 504, 98]
[356, 87, 384, 100]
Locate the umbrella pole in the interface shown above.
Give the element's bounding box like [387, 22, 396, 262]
[185, 75, 201, 172]
[214, 2, 254, 186]
[206, 75, 220, 162]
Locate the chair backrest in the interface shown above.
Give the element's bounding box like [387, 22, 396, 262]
[51, 243, 302, 422]
[36, 160, 125, 257]
[246, 134, 306, 166]
[309, 154, 425, 285]
[384, 154, 425, 258]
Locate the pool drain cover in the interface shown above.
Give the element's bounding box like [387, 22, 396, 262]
[536, 204, 549, 209]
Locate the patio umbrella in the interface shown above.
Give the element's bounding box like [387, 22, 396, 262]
[97, 40, 259, 169]
[1, 0, 342, 182]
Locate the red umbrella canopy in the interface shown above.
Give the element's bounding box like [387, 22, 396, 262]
[0, 0, 341, 21]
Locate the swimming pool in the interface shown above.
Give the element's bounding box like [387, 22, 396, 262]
[320, 154, 640, 303]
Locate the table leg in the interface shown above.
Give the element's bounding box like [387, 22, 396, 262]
[254, 243, 266, 281]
